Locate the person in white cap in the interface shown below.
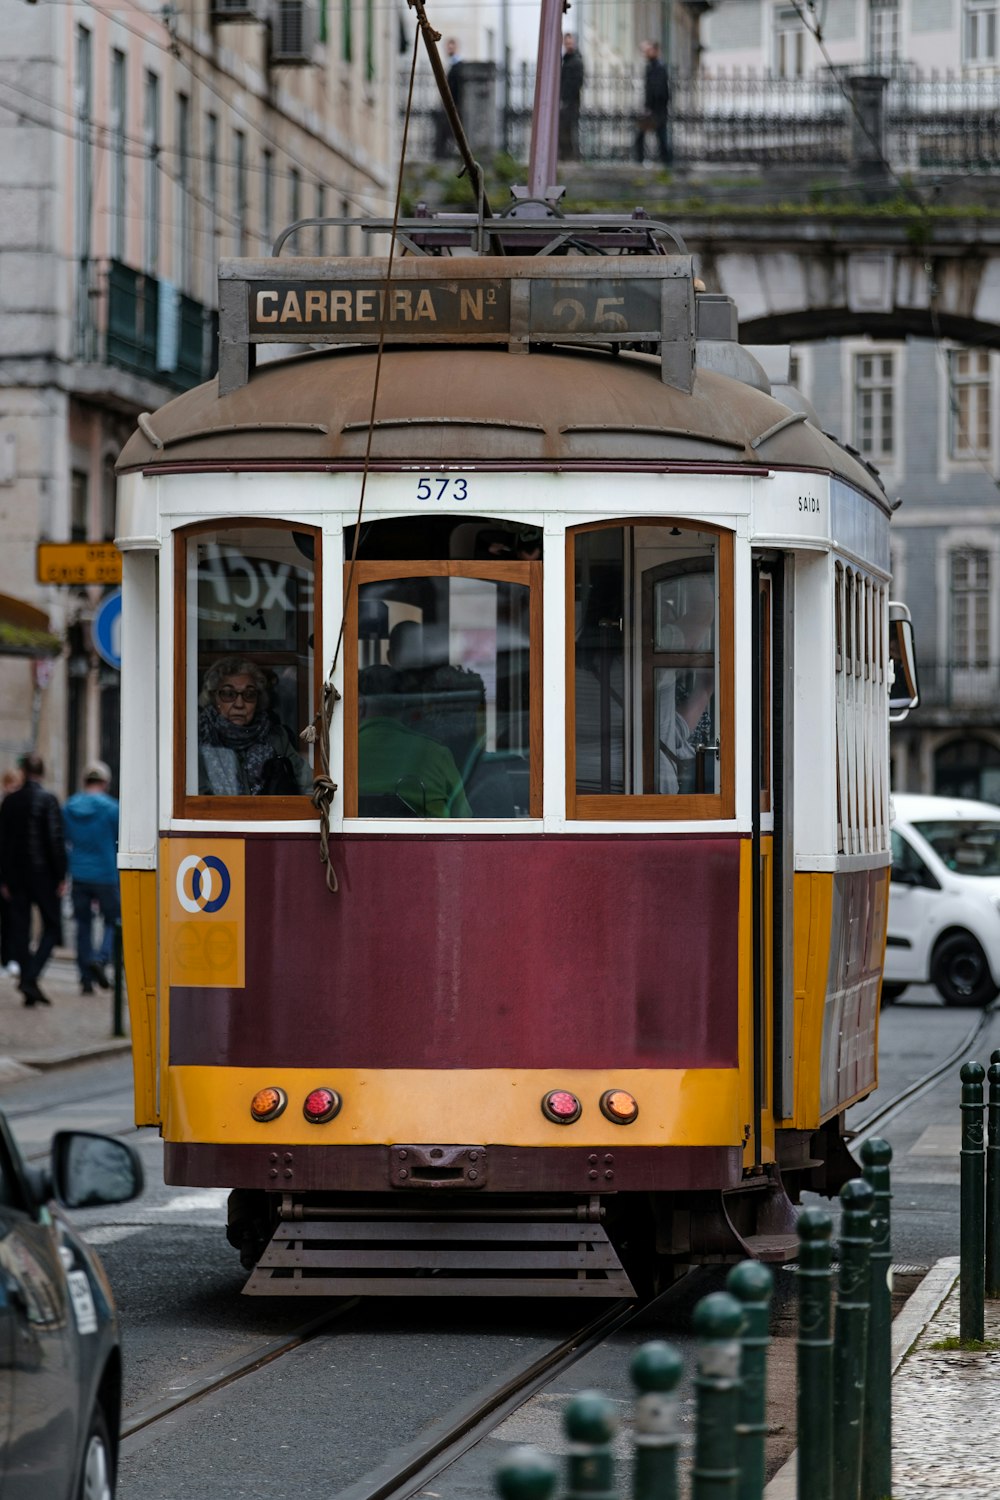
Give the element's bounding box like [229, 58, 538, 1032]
[63, 760, 119, 994]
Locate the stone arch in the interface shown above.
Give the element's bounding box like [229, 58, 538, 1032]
[933, 734, 1000, 805]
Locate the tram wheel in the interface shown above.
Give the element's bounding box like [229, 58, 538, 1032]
[931, 932, 999, 1008]
[77, 1402, 114, 1500]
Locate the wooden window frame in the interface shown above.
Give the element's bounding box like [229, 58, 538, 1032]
[343, 559, 543, 819]
[566, 519, 735, 821]
[173, 518, 322, 820]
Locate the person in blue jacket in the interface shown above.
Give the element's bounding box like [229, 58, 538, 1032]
[63, 760, 119, 994]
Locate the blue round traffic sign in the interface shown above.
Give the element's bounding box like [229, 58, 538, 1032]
[93, 589, 122, 671]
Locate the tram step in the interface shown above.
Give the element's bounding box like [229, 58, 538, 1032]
[242, 1217, 637, 1298]
[738, 1232, 800, 1264]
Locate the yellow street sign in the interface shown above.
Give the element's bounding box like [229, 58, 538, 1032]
[37, 542, 122, 586]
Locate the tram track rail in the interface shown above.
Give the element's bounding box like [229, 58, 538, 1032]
[117, 1293, 641, 1475]
[850, 997, 998, 1147]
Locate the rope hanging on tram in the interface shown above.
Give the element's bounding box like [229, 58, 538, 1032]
[301, 18, 423, 893]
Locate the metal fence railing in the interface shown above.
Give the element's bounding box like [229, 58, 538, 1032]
[402, 65, 1000, 170]
[913, 660, 1000, 711]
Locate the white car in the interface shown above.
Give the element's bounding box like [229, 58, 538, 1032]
[884, 793, 1000, 1007]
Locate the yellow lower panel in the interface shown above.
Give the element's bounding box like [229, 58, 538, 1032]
[165, 1066, 743, 1149]
[120, 870, 159, 1127]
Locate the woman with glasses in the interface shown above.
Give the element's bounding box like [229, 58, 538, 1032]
[197, 656, 312, 797]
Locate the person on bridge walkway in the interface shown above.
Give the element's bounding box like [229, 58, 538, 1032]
[63, 760, 120, 995]
[635, 40, 671, 167]
[559, 32, 585, 161]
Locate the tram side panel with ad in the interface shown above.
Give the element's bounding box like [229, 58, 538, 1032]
[114, 247, 913, 1296]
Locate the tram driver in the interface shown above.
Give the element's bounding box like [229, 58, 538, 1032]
[198, 656, 313, 797]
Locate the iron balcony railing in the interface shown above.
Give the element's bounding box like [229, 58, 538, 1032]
[912, 659, 1000, 711]
[105, 260, 218, 392]
[401, 65, 1000, 169]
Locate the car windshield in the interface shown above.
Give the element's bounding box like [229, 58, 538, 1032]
[912, 819, 1000, 877]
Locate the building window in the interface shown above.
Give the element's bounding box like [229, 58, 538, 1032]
[289, 167, 301, 252]
[205, 112, 219, 267]
[343, 0, 353, 63]
[869, 0, 900, 66]
[773, 6, 807, 78]
[315, 183, 325, 255]
[74, 26, 93, 357]
[949, 349, 992, 459]
[71, 470, 89, 543]
[365, 0, 375, 80]
[568, 522, 734, 820]
[178, 523, 319, 812]
[144, 71, 160, 276]
[234, 130, 248, 255]
[110, 49, 127, 262]
[176, 94, 191, 292]
[966, 0, 998, 61]
[950, 547, 991, 669]
[261, 149, 274, 248]
[854, 351, 895, 462]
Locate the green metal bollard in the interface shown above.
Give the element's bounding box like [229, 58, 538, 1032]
[833, 1178, 874, 1500]
[564, 1391, 618, 1500]
[630, 1341, 684, 1500]
[112, 918, 125, 1038]
[727, 1260, 773, 1500]
[987, 1052, 1000, 1301]
[860, 1139, 893, 1500]
[796, 1207, 834, 1500]
[960, 1060, 986, 1341]
[495, 1446, 559, 1500]
[691, 1289, 744, 1500]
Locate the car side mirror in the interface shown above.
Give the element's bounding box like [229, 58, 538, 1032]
[50, 1131, 144, 1210]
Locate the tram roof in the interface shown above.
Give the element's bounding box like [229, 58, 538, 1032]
[117, 344, 888, 510]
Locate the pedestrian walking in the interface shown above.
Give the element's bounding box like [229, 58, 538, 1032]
[434, 37, 465, 160]
[0, 753, 66, 1006]
[635, 40, 671, 167]
[0, 766, 23, 977]
[63, 760, 120, 995]
[559, 32, 585, 161]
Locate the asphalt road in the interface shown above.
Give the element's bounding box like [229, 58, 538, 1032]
[2, 986, 990, 1500]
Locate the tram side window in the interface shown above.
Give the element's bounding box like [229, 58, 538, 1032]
[571, 523, 733, 817]
[353, 571, 534, 818]
[184, 526, 316, 800]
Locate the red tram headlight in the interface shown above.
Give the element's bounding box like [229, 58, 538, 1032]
[541, 1090, 582, 1124]
[250, 1086, 287, 1123]
[303, 1087, 342, 1124]
[600, 1089, 639, 1125]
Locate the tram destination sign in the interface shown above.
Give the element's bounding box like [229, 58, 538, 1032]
[220, 256, 695, 394]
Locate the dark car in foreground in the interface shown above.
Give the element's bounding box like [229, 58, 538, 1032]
[0, 1110, 142, 1499]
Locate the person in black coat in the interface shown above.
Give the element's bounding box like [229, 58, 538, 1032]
[434, 37, 465, 160]
[0, 753, 67, 1006]
[635, 40, 671, 166]
[559, 32, 585, 161]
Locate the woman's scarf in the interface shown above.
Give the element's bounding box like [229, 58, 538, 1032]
[198, 703, 275, 795]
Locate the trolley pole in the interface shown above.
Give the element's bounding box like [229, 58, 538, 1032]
[987, 1051, 1000, 1300]
[631, 1342, 684, 1500]
[727, 1260, 773, 1500]
[960, 1060, 986, 1340]
[860, 1139, 893, 1500]
[691, 1291, 744, 1500]
[833, 1178, 874, 1500]
[797, 1207, 834, 1500]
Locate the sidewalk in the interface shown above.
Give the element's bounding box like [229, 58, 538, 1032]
[0, 947, 131, 1080]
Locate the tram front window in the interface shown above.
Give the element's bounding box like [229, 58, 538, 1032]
[571, 523, 734, 818]
[182, 525, 317, 802]
[353, 572, 534, 818]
